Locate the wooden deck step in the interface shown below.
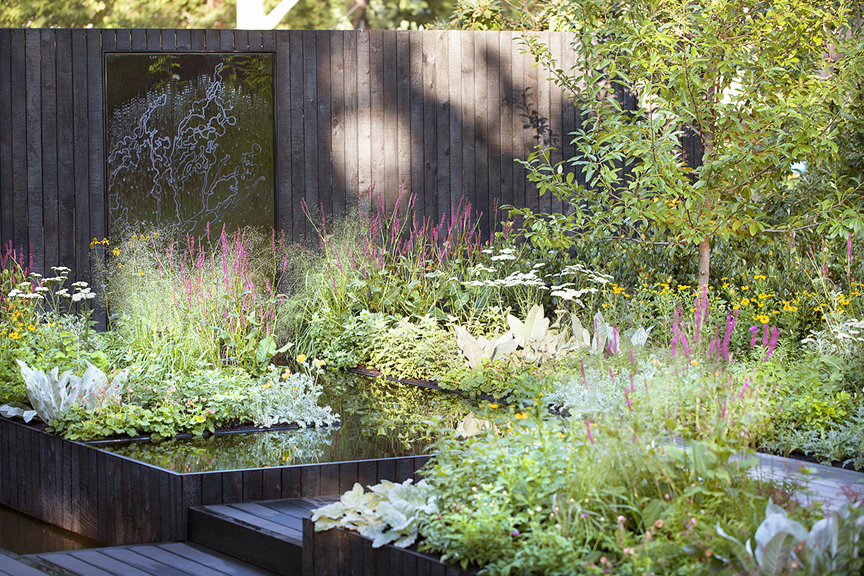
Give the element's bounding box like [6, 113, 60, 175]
[188, 497, 339, 576]
[1, 548, 76, 576]
[27, 542, 279, 576]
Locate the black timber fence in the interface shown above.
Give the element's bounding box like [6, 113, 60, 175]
[0, 28, 594, 285]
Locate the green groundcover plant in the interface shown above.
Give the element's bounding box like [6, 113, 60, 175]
[0, 230, 338, 441]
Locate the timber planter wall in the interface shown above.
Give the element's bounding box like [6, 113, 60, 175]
[302, 517, 478, 576]
[0, 417, 429, 546]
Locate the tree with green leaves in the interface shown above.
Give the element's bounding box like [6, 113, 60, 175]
[520, 0, 861, 287]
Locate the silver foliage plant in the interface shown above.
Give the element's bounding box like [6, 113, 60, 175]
[717, 498, 864, 575]
[0, 360, 129, 424]
[312, 478, 438, 549]
[247, 365, 339, 429]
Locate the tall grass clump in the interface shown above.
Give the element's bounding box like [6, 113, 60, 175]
[281, 191, 522, 356]
[103, 225, 291, 373]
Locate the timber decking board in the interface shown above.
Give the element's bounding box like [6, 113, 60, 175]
[160, 542, 279, 576]
[32, 543, 280, 576]
[0, 550, 63, 576]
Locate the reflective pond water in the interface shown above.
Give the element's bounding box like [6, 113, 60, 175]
[91, 373, 477, 473]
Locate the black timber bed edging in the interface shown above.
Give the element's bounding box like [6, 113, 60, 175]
[0, 416, 430, 547]
[302, 517, 479, 576]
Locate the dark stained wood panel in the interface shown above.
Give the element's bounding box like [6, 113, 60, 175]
[25, 29, 44, 272]
[0, 28, 596, 288]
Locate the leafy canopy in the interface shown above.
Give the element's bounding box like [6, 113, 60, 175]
[521, 0, 858, 284]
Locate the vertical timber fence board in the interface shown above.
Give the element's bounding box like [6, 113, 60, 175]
[316, 31, 333, 220]
[473, 31, 489, 234]
[368, 30, 384, 205]
[498, 31, 515, 212]
[409, 33, 424, 213]
[485, 32, 502, 228]
[275, 31, 292, 238]
[330, 31, 346, 217]
[25, 29, 44, 273]
[56, 29, 76, 271]
[71, 29, 90, 283]
[447, 31, 462, 213]
[396, 31, 411, 203]
[41, 29, 59, 271]
[343, 30, 359, 210]
[357, 31, 372, 203]
[434, 30, 450, 223]
[0, 29, 12, 247]
[460, 32, 476, 216]
[87, 30, 105, 286]
[421, 32, 437, 223]
[302, 30, 319, 230]
[381, 31, 398, 204]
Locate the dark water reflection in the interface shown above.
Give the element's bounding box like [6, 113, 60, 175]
[0, 504, 102, 555]
[94, 373, 476, 473]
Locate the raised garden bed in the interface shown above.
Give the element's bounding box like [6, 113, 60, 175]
[0, 416, 430, 546]
[301, 517, 477, 576]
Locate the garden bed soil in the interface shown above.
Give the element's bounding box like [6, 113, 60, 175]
[0, 416, 429, 546]
[302, 516, 478, 576]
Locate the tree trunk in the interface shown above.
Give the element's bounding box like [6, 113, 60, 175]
[698, 237, 710, 287]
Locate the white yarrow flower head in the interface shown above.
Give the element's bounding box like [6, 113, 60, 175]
[491, 253, 517, 261]
[21, 292, 44, 300]
[71, 281, 89, 288]
[56, 289, 70, 298]
[551, 288, 589, 303]
[7, 289, 21, 298]
[51, 266, 71, 273]
[18, 281, 31, 288]
[35, 286, 50, 293]
[29, 272, 42, 278]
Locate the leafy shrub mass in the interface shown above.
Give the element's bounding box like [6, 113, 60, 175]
[4, 1, 864, 570]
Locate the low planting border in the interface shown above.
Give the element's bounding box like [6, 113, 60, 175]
[0, 417, 430, 546]
[302, 517, 477, 576]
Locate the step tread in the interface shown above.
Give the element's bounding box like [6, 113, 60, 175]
[199, 506, 301, 542]
[31, 544, 279, 576]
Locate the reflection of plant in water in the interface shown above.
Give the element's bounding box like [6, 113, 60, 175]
[101, 426, 334, 473]
[107, 61, 268, 234]
[325, 375, 476, 451]
[95, 374, 477, 473]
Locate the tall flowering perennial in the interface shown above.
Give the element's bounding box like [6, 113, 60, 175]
[104, 225, 292, 372]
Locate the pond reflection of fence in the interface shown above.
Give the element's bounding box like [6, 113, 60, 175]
[0, 28, 587, 284]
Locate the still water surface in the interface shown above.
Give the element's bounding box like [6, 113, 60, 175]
[91, 373, 475, 473]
